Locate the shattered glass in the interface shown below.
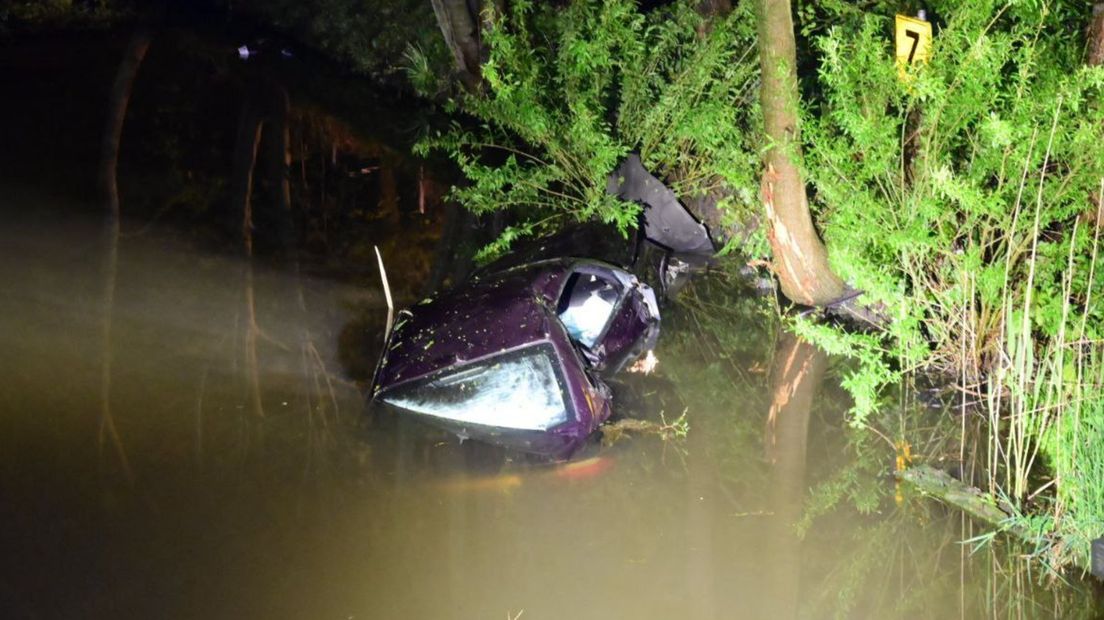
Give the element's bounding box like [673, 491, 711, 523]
[557, 272, 621, 348]
[382, 346, 569, 431]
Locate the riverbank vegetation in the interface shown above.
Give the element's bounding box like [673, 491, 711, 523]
[799, 0, 1104, 572]
[417, 0, 1104, 576]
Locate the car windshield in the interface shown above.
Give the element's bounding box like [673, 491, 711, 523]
[380, 345, 570, 431]
[557, 271, 622, 348]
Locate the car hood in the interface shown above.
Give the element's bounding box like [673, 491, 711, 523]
[373, 261, 571, 394]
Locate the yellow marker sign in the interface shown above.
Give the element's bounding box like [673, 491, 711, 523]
[895, 14, 932, 81]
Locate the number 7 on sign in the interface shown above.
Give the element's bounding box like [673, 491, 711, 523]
[895, 14, 932, 82]
[904, 29, 921, 63]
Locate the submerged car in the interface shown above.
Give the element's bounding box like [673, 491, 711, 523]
[370, 155, 713, 457]
[372, 258, 659, 456]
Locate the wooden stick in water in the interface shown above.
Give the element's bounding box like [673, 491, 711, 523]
[375, 245, 394, 340]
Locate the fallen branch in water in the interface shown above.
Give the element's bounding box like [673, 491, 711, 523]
[896, 464, 1029, 540]
[601, 409, 689, 446]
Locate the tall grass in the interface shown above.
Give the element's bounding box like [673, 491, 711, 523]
[981, 174, 1104, 569]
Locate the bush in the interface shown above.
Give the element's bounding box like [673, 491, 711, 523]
[804, 0, 1104, 379]
[415, 0, 762, 260]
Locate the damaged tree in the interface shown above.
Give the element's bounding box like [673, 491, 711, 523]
[762, 331, 825, 617]
[756, 0, 846, 307]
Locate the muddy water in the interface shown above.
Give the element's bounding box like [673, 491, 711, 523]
[1, 188, 1096, 619]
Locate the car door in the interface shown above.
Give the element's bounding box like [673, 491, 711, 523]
[555, 261, 659, 373]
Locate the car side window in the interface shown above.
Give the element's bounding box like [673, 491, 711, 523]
[556, 271, 623, 348]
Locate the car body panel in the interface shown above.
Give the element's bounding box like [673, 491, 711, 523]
[371, 258, 656, 456]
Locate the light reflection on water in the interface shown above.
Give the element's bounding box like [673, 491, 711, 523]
[0, 189, 1096, 619]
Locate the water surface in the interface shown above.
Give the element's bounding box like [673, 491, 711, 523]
[0, 187, 1095, 619]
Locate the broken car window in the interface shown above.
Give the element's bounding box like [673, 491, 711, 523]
[557, 271, 622, 348]
[381, 345, 570, 431]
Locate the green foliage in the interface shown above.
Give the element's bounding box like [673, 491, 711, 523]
[791, 317, 896, 427]
[471, 222, 536, 264]
[799, 0, 1104, 572]
[805, 0, 1104, 376]
[617, 3, 761, 203]
[1040, 348, 1104, 569]
[417, 0, 761, 260]
[403, 43, 451, 99]
[795, 434, 886, 537]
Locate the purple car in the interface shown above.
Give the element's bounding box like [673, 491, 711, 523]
[370, 155, 712, 457]
[372, 257, 660, 456]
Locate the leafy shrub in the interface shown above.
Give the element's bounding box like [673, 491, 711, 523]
[804, 0, 1104, 379]
[415, 0, 762, 260]
[800, 0, 1104, 566]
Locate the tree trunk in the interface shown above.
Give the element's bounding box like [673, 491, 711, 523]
[424, 200, 463, 295]
[763, 331, 824, 466]
[903, 106, 924, 187]
[697, 0, 732, 15]
[1087, 3, 1104, 67]
[1085, 4, 1104, 232]
[430, 0, 484, 91]
[379, 156, 398, 214]
[757, 0, 845, 306]
[99, 27, 152, 218]
[695, 0, 732, 34]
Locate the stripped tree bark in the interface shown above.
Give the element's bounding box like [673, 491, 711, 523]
[756, 0, 846, 307]
[764, 330, 825, 466]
